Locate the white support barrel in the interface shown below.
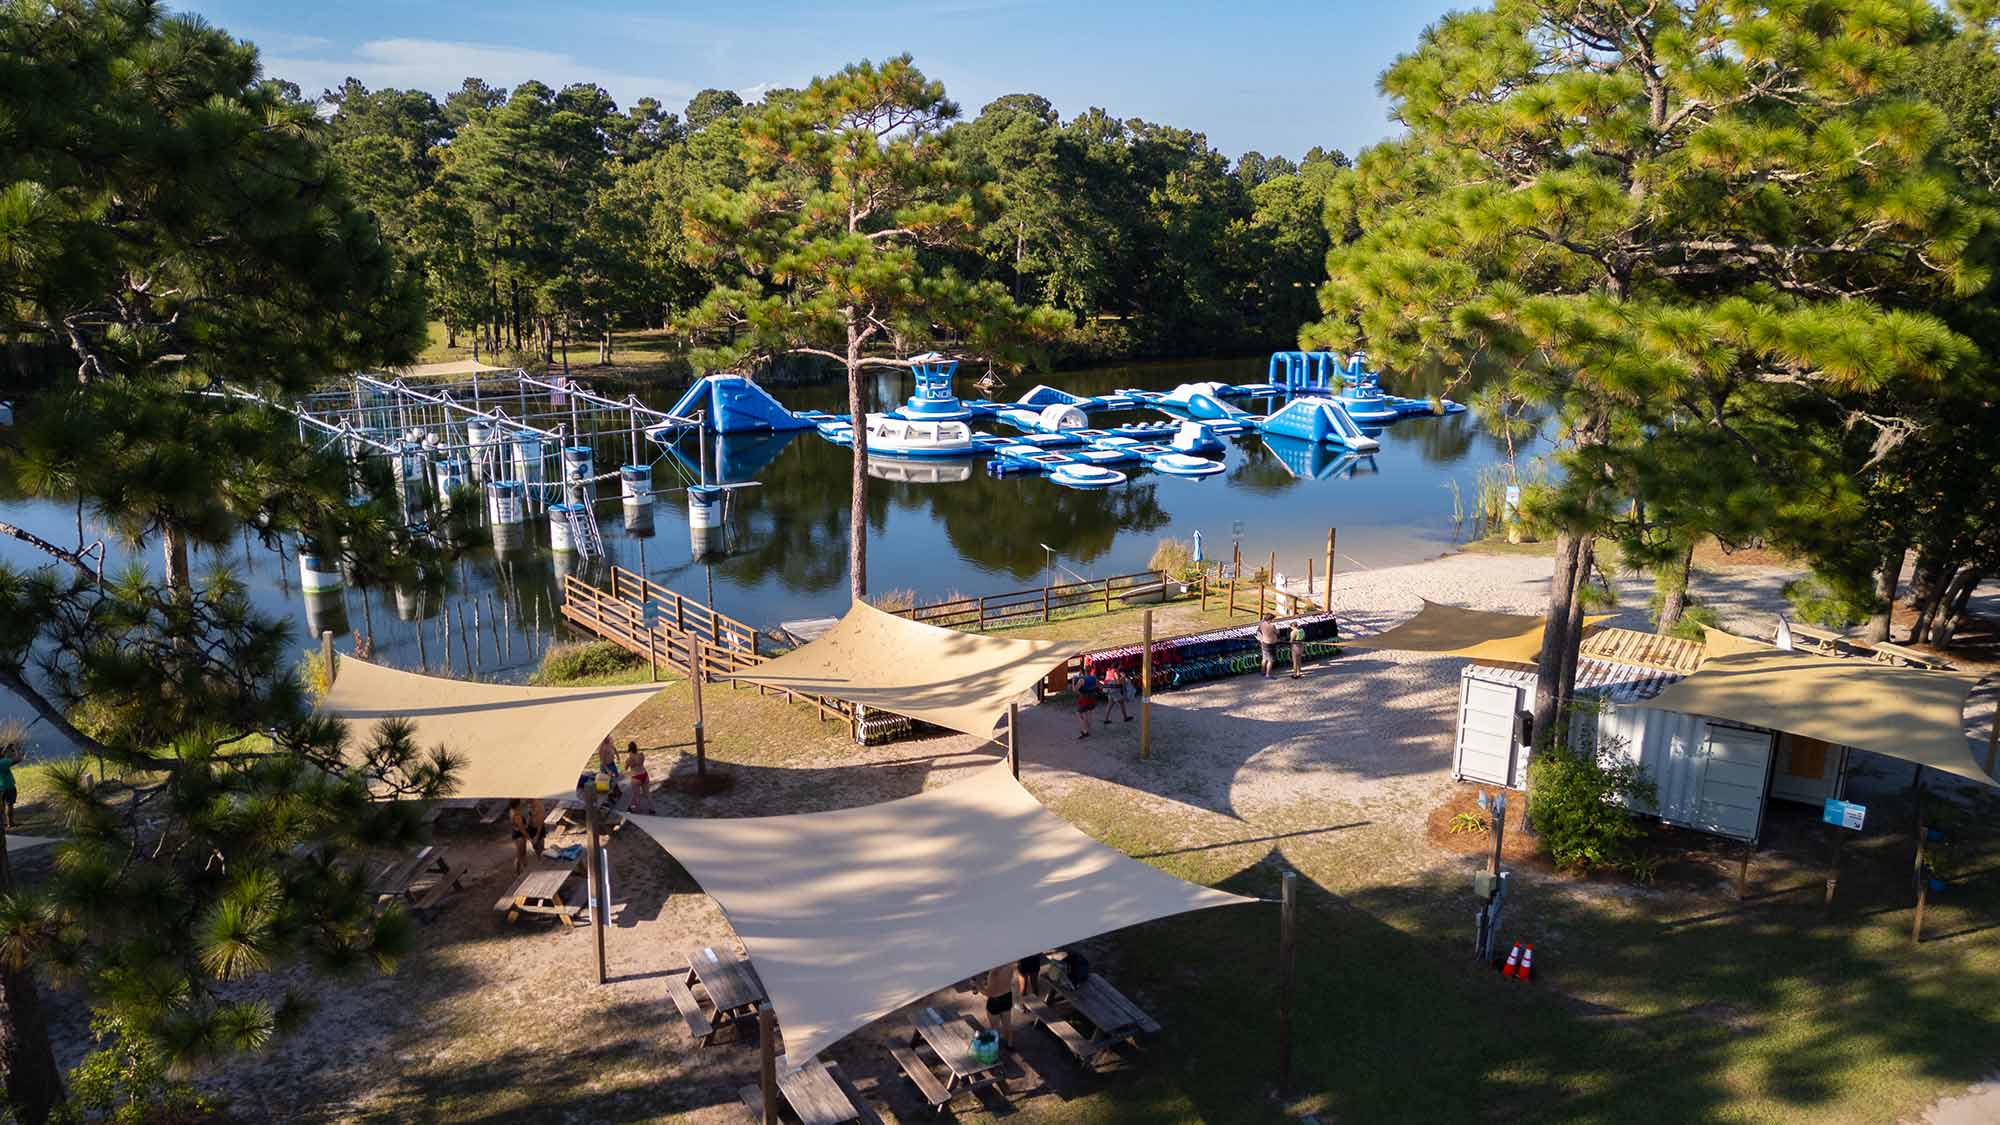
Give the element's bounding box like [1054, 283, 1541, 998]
[298, 546, 343, 594]
[492, 520, 528, 557]
[688, 484, 722, 529]
[512, 435, 545, 497]
[548, 502, 579, 553]
[466, 420, 495, 479]
[394, 441, 430, 526]
[433, 458, 470, 509]
[620, 464, 652, 505]
[564, 442, 592, 486]
[486, 480, 526, 525]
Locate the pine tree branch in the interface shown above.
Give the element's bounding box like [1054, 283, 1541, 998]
[0, 522, 98, 578]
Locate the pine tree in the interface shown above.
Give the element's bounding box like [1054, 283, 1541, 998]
[680, 57, 1067, 598]
[1310, 0, 1991, 734]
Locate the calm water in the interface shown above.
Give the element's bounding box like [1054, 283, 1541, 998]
[0, 356, 1524, 750]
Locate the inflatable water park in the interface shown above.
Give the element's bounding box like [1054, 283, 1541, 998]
[646, 350, 1462, 491]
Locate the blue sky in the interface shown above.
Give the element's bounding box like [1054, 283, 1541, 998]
[182, 1, 1459, 161]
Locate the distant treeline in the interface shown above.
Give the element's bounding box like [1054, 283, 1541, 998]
[319, 78, 1348, 370]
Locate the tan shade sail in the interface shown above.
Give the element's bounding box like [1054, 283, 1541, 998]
[720, 600, 1081, 737]
[317, 656, 662, 799]
[1695, 627, 1770, 665]
[1347, 599, 1612, 664]
[1646, 651, 1991, 786]
[631, 765, 1256, 1062]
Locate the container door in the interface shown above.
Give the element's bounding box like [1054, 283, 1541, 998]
[1458, 678, 1523, 787]
[1692, 724, 1775, 842]
[1769, 733, 1837, 806]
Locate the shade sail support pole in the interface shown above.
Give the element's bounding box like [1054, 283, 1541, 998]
[759, 1007, 777, 1125]
[1140, 610, 1154, 761]
[1007, 702, 1019, 780]
[587, 786, 607, 984]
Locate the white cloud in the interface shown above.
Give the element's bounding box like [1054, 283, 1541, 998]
[262, 37, 694, 108]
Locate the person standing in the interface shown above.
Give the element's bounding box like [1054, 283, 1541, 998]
[1073, 666, 1106, 738]
[1102, 665, 1134, 724]
[1290, 620, 1307, 679]
[507, 799, 533, 873]
[0, 742, 19, 831]
[624, 741, 653, 814]
[1257, 613, 1280, 678]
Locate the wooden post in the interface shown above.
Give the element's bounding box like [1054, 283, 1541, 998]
[1278, 870, 1297, 1094]
[692, 637, 708, 781]
[758, 1007, 778, 1125]
[1824, 828, 1844, 917]
[1140, 610, 1154, 761]
[1913, 815, 1929, 945]
[1267, 551, 1276, 608]
[1257, 581, 1266, 618]
[1487, 793, 1506, 879]
[1199, 570, 1208, 614]
[320, 630, 336, 690]
[1104, 578, 1112, 616]
[978, 595, 988, 632]
[1324, 528, 1336, 612]
[1008, 702, 1020, 780]
[1736, 840, 1754, 902]
[1042, 582, 1051, 622]
[1305, 558, 1314, 617]
[586, 786, 607, 984]
[647, 619, 658, 682]
[1226, 571, 1237, 617]
[1232, 541, 1241, 582]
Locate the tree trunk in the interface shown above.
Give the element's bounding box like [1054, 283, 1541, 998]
[847, 324, 869, 601]
[1533, 530, 1591, 744]
[1655, 540, 1696, 633]
[508, 280, 523, 351]
[1863, 539, 1907, 644]
[446, 323, 458, 350]
[1907, 554, 1951, 645]
[0, 824, 64, 1125]
[162, 521, 192, 596]
[1931, 567, 1981, 651]
[598, 331, 612, 366]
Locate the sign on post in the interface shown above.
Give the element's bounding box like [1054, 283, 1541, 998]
[1822, 798, 1866, 831]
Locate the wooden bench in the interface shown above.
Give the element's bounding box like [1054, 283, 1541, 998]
[737, 1055, 865, 1125]
[665, 973, 716, 1045]
[410, 858, 470, 912]
[1021, 994, 1102, 1068]
[888, 1044, 952, 1111]
[1869, 641, 1953, 670]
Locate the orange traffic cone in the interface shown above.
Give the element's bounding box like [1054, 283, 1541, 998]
[1517, 944, 1534, 982]
[1501, 942, 1522, 977]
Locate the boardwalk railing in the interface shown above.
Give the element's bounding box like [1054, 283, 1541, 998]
[559, 574, 850, 726]
[889, 570, 1174, 631]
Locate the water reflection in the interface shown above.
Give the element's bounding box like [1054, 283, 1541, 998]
[0, 355, 1540, 715]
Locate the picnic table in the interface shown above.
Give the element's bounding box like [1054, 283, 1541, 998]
[1868, 640, 1953, 670]
[369, 846, 468, 912]
[1784, 621, 1852, 655]
[737, 1056, 865, 1125]
[493, 864, 583, 926]
[1025, 971, 1162, 1069]
[890, 1007, 1001, 1111]
[666, 945, 767, 1047]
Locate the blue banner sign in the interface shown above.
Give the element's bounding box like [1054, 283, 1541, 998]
[1822, 798, 1866, 832]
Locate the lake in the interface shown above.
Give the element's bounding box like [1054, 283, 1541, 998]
[0, 355, 1526, 749]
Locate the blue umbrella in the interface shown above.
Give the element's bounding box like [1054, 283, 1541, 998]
[1192, 530, 1204, 563]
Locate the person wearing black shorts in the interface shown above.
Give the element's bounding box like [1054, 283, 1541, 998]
[983, 964, 1017, 1047]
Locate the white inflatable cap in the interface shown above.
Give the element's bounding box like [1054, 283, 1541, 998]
[1037, 403, 1088, 431]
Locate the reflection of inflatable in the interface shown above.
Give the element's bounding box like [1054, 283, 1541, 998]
[304, 591, 348, 637]
[868, 459, 974, 484]
[668, 374, 815, 434]
[1153, 453, 1225, 478]
[1049, 463, 1127, 489]
[1258, 398, 1380, 451]
[1262, 433, 1381, 480]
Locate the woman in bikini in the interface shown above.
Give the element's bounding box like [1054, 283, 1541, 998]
[624, 741, 653, 813]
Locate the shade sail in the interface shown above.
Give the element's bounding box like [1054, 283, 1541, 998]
[631, 765, 1256, 1062]
[1646, 651, 1992, 786]
[719, 599, 1081, 738]
[1347, 599, 1612, 664]
[1696, 627, 1770, 664]
[317, 656, 662, 799]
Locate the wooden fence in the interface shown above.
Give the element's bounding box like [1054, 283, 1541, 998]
[888, 570, 1173, 631]
[558, 574, 850, 726]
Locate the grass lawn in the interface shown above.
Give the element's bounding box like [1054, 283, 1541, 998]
[415, 322, 695, 384]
